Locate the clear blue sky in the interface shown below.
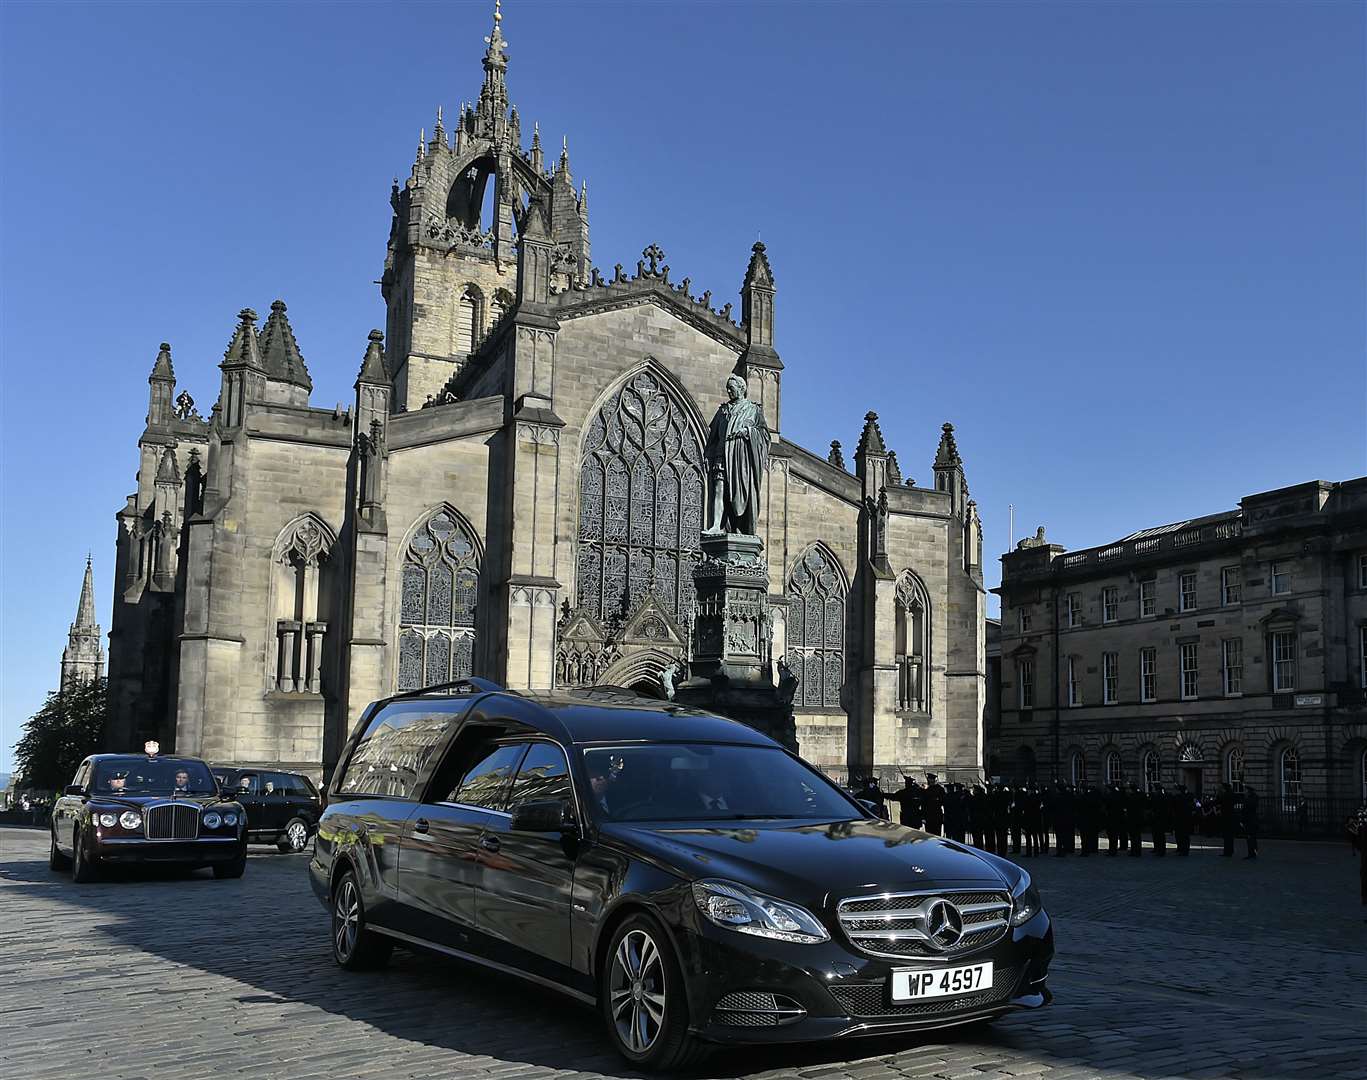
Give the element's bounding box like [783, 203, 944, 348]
[2, 1, 1363, 773]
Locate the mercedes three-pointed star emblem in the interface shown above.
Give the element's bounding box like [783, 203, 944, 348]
[926, 899, 964, 950]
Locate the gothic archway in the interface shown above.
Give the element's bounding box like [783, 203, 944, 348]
[396, 505, 482, 691]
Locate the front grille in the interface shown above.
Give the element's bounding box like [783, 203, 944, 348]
[144, 803, 199, 840]
[837, 890, 1011, 960]
[829, 965, 1022, 1019]
[712, 991, 806, 1028]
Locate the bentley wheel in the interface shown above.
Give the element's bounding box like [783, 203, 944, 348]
[601, 913, 706, 1070]
[71, 828, 99, 883]
[49, 829, 71, 871]
[278, 818, 310, 853]
[331, 870, 392, 970]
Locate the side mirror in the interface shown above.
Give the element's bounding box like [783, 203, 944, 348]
[510, 798, 575, 834]
[64, 785, 86, 797]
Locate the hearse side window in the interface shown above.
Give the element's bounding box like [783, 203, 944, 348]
[449, 743, 527, 811]
[336, 702, 461, 799]
[506, 742, 571, 812]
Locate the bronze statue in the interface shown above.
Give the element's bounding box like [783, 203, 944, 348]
[704, 375, 769, 536]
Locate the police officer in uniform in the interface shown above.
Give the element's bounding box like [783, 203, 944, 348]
[1149, 782, 1168, 856]
[890, 776, 924, 829]
[1009, 784, 1025, 854]
[991, 783, 1011, 855]
[1126, 782, 1146, 856]
[1217, 782, 1237, 856]
[1242, 784, 1260, 859]
[923, 774, 945, 837]
[944, 783, 968, 843]
[1172, 785, 1193, 856]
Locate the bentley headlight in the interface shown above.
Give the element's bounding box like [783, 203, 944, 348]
[692, 879, 829, 944]
[98, 812, 118, 828]
[1010, 871, 1042, 926]
[118, 811, 142, 830]
[202, 812, 222, 829]
[222, 812, 238, 827]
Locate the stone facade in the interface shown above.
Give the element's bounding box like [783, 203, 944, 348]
[992, 478, 1367, 817]
[106, 7, 987, 784]
[61, 557, 104, 690]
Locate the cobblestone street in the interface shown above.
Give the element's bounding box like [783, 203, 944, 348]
[1, 827, 1364, 1080]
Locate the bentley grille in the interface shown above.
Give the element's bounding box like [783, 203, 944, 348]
[144, 803, 200, 840]
[836, 890, 1012, 960]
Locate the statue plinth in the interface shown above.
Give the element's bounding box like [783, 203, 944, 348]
[675, 532, 797, 751]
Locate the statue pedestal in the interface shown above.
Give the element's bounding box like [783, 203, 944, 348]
[674, 532, 797, 751]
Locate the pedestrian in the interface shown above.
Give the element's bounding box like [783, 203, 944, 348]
[1126, 782, 1146, 856]
[1053, 781, 1075, 856]
[992, 783, 1011, 855]
[1104, 783, 1125, 855]
[966, 784, 987, 849]
[923, 773, 945, 837]
[944, 783, 968, 843]
[1347, 805, 1367, 921]
[1080, 786, 1102, 856]
[1149, 783, 1169, 856]
[1172, 785, 1193, 856]
[1217, 782, 1237, 856]
[1242, 784, 1260, 859]
[890, 776, 924, 829]
[1009, 784, 1024, 854]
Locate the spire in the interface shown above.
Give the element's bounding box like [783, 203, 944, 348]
[75, 556, 96, 630]
[477, 0, 511, 133]
[739, 241, 779, 366]
[258, 299, 313, 390]
[743, 240, 775, 291]
[149, 341, 175, 383]
[433, 104, 446, 147]
[556, 135, 571, 180]
[827, 440, 846, 470]
[856, 411, 886, 457]
[356, 329, 390, 385]
[934, 422, 961, 467]
[221, 308, 263, 370]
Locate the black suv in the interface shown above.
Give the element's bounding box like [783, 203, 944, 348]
[213, 767, 320, 852]
[309, 680, 1053, 1070]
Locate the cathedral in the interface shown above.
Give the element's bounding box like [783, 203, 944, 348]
[106, 5, 988, 784]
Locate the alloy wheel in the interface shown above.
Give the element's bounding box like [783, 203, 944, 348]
[334, 878, 359, 962]
[287, 821, 308, 852]
[609, 928, 667, 1054]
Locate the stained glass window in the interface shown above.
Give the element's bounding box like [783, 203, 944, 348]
[576, 370, 704, 627]
[396, 508, 480, 691]
[787, 547, 846, 707]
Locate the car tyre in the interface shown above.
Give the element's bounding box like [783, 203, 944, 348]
[277, 817, 311, 854]
[600, 913, 708, 1071]
[331, 870, 393, 970]
[49, 829, 71, 871]
[213, 848, 247, 879]
[71, 828, 99, 883]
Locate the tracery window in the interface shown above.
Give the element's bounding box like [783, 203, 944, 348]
[895, 572, 930, 712]
[270, 514, 335, 694]
[787, 547, 846, 708]
[576, 370, 704, 626]
[397, 508, 480, 692]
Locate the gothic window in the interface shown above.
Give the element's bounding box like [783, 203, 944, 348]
[269, 515, 336, 694]
[576, 369, 704, 628]
[787, 546, 846, 708]
[895, 571, 931, 713]
[396, 508, 480, 692]
[455, 284, 484, 355]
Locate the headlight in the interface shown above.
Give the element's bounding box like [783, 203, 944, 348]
[222, 812, 238, 827]
[1010, 871, 1042, 926]
[118, 811, 142, 830]
[691, 879, 829, 944]
[202, 812, 222, 829]
[98, 812, 118, 828]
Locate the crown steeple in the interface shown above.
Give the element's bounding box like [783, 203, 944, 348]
[476, 0, 511, 138]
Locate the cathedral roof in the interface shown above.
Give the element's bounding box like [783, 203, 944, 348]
[257, 300, 313, 390]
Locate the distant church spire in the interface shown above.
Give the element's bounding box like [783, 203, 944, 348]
[61, 556, 104, 690]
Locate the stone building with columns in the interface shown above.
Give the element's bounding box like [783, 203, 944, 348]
[105, 7, 987, 783]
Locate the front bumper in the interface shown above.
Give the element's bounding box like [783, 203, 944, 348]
[94, 836, 245, 864]
[675, 908, 1053, 1045]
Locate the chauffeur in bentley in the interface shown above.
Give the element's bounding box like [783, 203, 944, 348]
[50, 745, 248, 881]
[311, 681, 1054, 1070]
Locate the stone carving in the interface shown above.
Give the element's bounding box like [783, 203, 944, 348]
[173, 391, 200, 422]
[776, 655, 799, 706]
[704, 375, 769, 537]
[425, 216, 494, 250]
[1017, 526, 1048, 550]
[660, 658, 685, 700]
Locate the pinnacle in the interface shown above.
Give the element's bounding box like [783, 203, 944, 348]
[258, 298, 313, 390]
[857, 411, 886, 457]
[357, 328, 390, 385]
[150, 341, 175, 382]
[742, 239, 775, 289]
[935, 421, 962, 467]
[222, 308, 264, 370]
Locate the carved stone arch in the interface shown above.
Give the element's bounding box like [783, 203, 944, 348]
[894, 569, 932, 714]
[266, 513, 339, 694]
[599, 647, 679, 696]
[444, 152, 498, 228]
[574, 362, 707, 631]
[393, 503, 484, 692]
[784, 542, 849, 709]
[577, 358, 709, 461]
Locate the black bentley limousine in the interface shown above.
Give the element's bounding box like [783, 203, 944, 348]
[310, 679, 1053, 1069]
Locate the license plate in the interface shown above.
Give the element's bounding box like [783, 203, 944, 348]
[891, 961, 993, 1001]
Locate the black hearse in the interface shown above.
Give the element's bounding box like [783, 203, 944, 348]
[310, 680, 1053, 1070]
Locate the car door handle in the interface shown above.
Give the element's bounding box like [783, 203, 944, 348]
[479, 835, 500, 852]
[414, 818, 430, 834]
